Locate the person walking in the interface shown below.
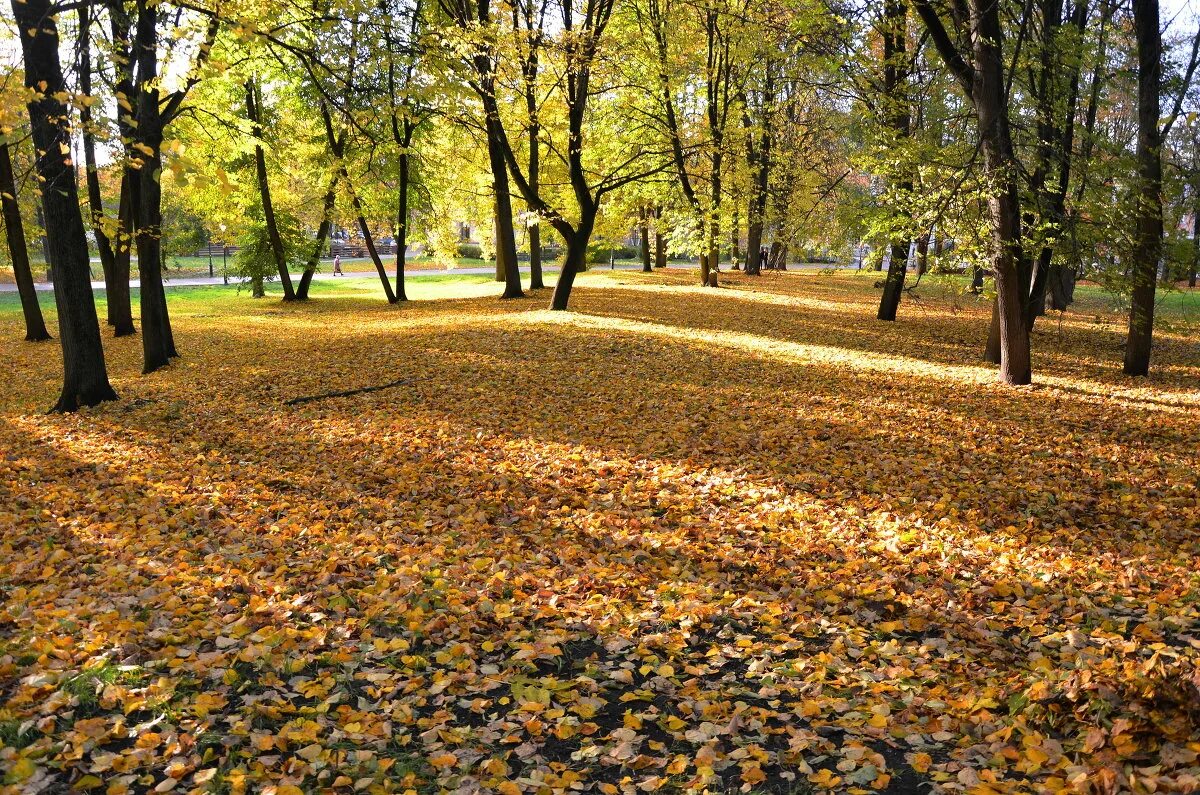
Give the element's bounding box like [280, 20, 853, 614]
[333, 254, 343, 276]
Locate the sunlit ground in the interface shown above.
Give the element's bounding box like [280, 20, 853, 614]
[1, 269, 1197, 794]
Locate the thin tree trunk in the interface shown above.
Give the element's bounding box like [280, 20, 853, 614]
[13, 0, 116, 409]
[395, 138, 410, 301]
[526, 103, 544, 289]
[297, 174, 337, 300]
[1191, 191, 1199, 288]
[731, 203, 740, 269]
[108, 172, 136, 335]
[78, 3, 120, 330]
[640, 207, 652, 272]
[133, 1, 176, 373]
[485, 102, 523, 298]
[0, 141, 51, 341]
[107, 4, 137, 336]
[342, 168, 398, 303]
[877, 0, 911, 323]
[246, 79, 295, 300]
[1124, 0, 1162, 376]
[654, 207, 666, 267]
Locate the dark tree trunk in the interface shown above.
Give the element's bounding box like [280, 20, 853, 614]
[640, 207, 652, 272]
[746, 222, 763, 276]
[1124, 0, 1162, 376]
[133, 1, 177, 373]
[494, 196, 507, 283]
[395, 136, 411, 301]
[485, 102, 523, 299]
[0, 141, 51, 341]
[13, 0, 116, 409]
[78, 2, 120, 331]
[107, 4, 137, 336]
[108, 172, 136, 335]
[705, 151, 722, 287]
[654, 207, 666, 268]
[768, 241, 783, 269]
[1191, 190, 1199, 288]
[297, 174, 338, 300]
[246, 80, 295, 300]
[1026, 0, 1087, 330]
[731, 204, 740, 269]
[343, 173, 398, 303]
[878, 241, 909, 321]
[551, 216, 594, 311]
[916, 0, 1032, 384]
[877, 0, 911, 323]
[527, 110, 544, 289]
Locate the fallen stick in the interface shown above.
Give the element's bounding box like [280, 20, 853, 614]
[284, 377, 425, 406]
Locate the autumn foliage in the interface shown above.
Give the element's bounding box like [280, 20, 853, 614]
[1, 272, 1198, 794]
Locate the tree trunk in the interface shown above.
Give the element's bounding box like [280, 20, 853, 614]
[297, 174, 337, 300]
[640, 207, 652, 272]
[731, 204, 741, 269]
[877, 0, 912, 323]
[78, 3, 120, 331]
[746, 221, 763, 276]
[551, 217, 595, 310]
[527, 116, 544, 289]
[915, 0, 1031, 384]
[0, 141, 51, 341]
[973, 2, 1031, 383]
[1191, 191, 1199, 288]
[654, 207, 666, 267]
[340, 167, 399, 303]
[878, 240, 909, 321]
[1124, 0, 1162, 377]
[108, 172, 136, 335]
[13, 0, 117, 409]
[494, 195, 506, 283]
[133, 2, 177, 373]
[107, 4, 137, 336]
[246, 79, 295, 300]
[395, 141, 410, 302]
[486, 105, 523, 299]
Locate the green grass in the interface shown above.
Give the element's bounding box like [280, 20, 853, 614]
[0, 272, 504, 315]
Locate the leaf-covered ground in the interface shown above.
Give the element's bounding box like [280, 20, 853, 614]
[1, 271, 1198, 795]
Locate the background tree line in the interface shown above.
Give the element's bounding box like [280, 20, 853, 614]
[1, 0, 1198, 409]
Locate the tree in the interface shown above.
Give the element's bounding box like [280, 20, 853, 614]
[245, 77, 297, 300]
[11, 0, 117, 411]
[127, 0, 219, 372]
[915, 0, 1033, 385]
[436, 0, 524, 299]
[1124, 0, 1199, 376]
[876, 0, 912, 322]
[77, 2, 132, 336]
[0, 136, 50, 342]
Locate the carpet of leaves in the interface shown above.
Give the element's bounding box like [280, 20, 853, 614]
[1, 270, 1198, 795]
